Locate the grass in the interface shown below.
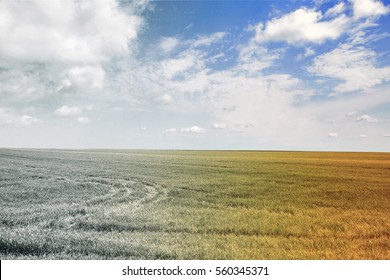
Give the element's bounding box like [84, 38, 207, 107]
[0, 149, 389, 259]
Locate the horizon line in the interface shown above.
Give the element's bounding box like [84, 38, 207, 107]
[1, 147, 389, 153]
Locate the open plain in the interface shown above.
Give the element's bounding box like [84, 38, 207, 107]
[0, 149, 389, 259]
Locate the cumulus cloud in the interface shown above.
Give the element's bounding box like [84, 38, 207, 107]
[351, 0, 389, 19]
[68, 65, 105, 90]
[253, 8, 348, 45]
[77, 117, 91, 124]
[2, 0, 388, 151]
[0, 108, 40, 125]
[236, 4, 350, 77]
[20, 116, 40, 125]
[324, 2, 346, 18]
[212, 123, 227, 129]
[0, 0, 145, 101]
[355, 114, 379, 122]
[0, 67, 49, 101]
[105, 0, 389, 151]
[0, 0, 142, 64]
[180, 126, 206, 133]
[159, 37, 179, 53]
[309, 43, 390, 93]
[54, 105, 82, 116]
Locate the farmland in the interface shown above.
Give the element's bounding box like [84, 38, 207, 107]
[0, 149, 389, 259]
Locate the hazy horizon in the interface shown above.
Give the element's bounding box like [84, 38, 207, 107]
[1, 147, 389, 154]
[1, 0, 389, 151]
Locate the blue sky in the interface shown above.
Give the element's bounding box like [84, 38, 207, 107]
[0, 0, 389, 151]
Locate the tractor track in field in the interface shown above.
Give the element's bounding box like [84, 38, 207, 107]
[49, 174, 168, 217]
[84, 176, 168, 211]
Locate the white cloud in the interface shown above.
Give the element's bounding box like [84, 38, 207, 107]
[55, 79, 72, 93]
[296, 47, 316, 60]
[0, 0, 143, 65]
[212, 123, 227, 129]
[77, 117, 91, 124]
[384, 133, 390, 137]
[324, 2, 346, 18]
[253, 8, 348, 44]
[157, 94, 174, 105]
[19, 115, 41, 125]
[305, 87, 390, 120]
[202, 69, 316, 143]
[309, 43, 390, 93]
[0, 108, 40, 125]
[180, 126, 206, 133]
[237, 44, 279, 74]
[68, 65, 105, 90]
[351, 0, 389, 19]
[0, 1, 388, 151]
[158, 32, 225, 58]
[359, 134, 368, 138]
[0, 0, 145, 102]
[0, 67, 49, 101]
[191, 32, 226, 48]
[159, 37, 179, 53]
[160, 52, 201, 79]
[345, 111, 358, 117]
[355, 114, 379, 122]
[100, 0, 390, 151]
[304, 47, 316, 57]
[55, 105, 82, 116]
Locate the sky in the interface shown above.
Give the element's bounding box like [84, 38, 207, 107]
[0, 0, 389, 151]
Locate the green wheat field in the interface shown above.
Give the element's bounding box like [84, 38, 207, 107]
[0, 149, 389, 259]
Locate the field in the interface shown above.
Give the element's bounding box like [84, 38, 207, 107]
[0, 149, 389, 259]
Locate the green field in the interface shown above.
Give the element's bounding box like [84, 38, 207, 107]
[0, 149, 389, 259]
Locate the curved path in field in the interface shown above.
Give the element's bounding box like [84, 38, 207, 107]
[52, 175, 168, 231]
[83, 176, 168, 212]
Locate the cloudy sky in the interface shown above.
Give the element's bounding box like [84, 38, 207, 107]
[0, 0, 389, 151]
